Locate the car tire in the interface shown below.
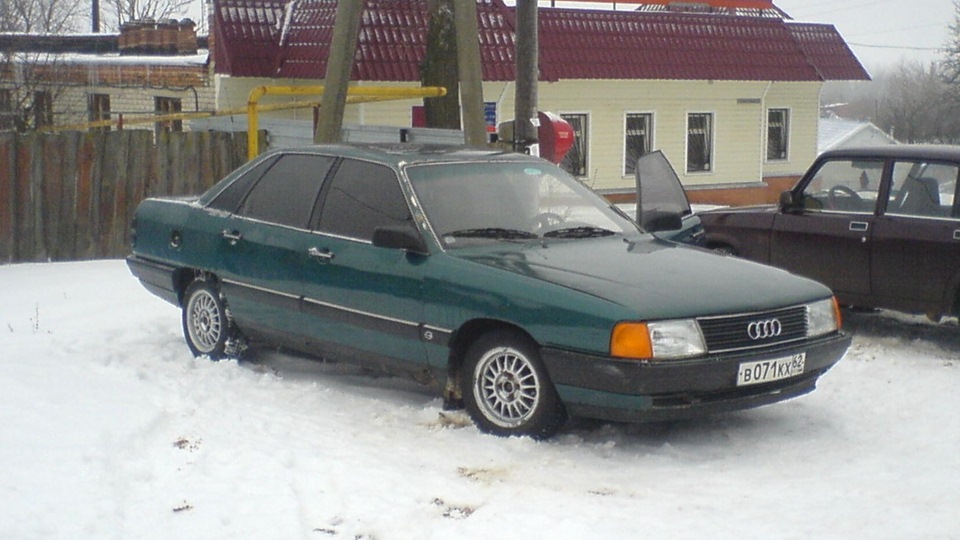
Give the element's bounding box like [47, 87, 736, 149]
[463, 330, 566, 439]
[182, 279, 234, 360]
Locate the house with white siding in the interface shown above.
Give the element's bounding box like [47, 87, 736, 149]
[209, 0, 869, 204]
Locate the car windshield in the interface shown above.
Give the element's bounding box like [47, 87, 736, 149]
[405, 160, 637, 249]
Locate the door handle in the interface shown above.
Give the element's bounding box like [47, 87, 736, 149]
[954, 230, 960, 241]
[221, 230, 242, 244]
[849, 221, 869, 232]
[308, 247, 335, 262]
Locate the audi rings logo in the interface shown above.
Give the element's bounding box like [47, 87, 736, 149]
[747, 319, 782, 340]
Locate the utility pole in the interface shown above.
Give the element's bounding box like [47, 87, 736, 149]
[514, 0, 539, 154]
[315, 0, 364, 143]
[454, 0, 487, 147]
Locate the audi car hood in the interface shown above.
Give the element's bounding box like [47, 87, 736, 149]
[452, 235, 831, 321]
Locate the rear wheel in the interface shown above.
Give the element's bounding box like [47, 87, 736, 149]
[182, 279, 235, 360]
[463, 330, 566, 439]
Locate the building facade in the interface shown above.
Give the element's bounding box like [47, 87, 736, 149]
[211, 0, 869, 204]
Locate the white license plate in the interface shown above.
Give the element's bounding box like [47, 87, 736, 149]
[737, 353, 806, 386]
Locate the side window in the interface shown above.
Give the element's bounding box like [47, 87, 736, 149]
[207, 156, 279, 213]
[800, 158, 883, 213]
[238, 154, 334, 228]
[624, 112, 653, 177]
[767, 108, 789, 161]
[887, 161, 958, 218]
[686, 112, 713, 173]
[560, 113, 589, 177]
[316, 159, 411, 241]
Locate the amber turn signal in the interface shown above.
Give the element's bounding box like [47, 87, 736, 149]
[610, 322, 653, 360]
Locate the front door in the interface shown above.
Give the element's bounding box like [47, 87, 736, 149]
[300, 158, 429, 369]
[770, 157, 885, 299]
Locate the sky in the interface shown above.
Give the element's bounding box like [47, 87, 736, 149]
[775, 0, 955, 74]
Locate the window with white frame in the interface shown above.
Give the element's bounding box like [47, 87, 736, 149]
[560, 113, 589, 178]
[33, 90, 53, 128]
[155, 96, 182, 134]
[0, 89, 13, 131]
[686, 112, 713, 173]
[88, 94, 111, 132]
[624, 112, 653, 176]
[767, 108, 789, 161]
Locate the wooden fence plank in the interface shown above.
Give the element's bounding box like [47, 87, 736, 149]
[41, 135, 63, 260]
[0, 133, 15, 262]
[59, 132, 80, 261]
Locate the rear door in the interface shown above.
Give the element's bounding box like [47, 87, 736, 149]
[871, 160, 960, 311]
[215, 153, 336, 340]
[770, 157, 885, 298]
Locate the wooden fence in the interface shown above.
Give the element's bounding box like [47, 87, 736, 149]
[0, 130, 255, 263]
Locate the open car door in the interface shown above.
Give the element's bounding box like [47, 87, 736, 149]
[635, 150, 705, 245]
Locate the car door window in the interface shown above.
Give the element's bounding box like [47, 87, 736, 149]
[799, 158, 884, 214]
[315, 158, 411, 241]
[238, 154, 335, 228]
[886, 161, 958, 219]
[206, 156, 278, 213]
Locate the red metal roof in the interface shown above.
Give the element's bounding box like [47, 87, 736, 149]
[212, 0, 868, 83]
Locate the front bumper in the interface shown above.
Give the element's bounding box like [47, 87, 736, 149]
[541, 332, 850, 423]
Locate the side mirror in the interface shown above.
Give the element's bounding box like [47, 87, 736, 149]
[643, 210, 683, 233]
[372, 225, 429, 255]
[779, 190, 801, 212]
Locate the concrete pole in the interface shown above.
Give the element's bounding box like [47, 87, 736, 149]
[514, 0, 539, 153]
[454, 0, 487, 147]
[315, 0, 364, 144]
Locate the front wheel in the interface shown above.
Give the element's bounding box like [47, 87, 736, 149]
[463, 330, 566, 439]
[182, 279, 234, 360]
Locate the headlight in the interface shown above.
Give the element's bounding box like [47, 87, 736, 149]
[807, 297, 841, 337]
[611, 319, 706, 360]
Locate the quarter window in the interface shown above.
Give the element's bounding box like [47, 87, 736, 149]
[624, 113, 653, 176]
[767, 109, 789, 161]
[316, 159, 410, 241]
[238, 154, 334, 228]
[687, 113, 713, 173]
[560, 113, 589, 177]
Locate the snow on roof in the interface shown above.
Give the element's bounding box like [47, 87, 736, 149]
[818, 116, 897, 154]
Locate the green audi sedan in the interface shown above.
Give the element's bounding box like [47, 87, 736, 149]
[128, 144, 850, 439]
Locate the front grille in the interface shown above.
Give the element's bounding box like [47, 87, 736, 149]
[697, 305, 808, 353]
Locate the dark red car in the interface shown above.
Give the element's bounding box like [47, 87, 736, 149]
[700, 145, 960, 322]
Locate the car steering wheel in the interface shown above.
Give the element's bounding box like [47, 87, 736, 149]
[828, 185, 862, 209]
[529, 212, 565, 231]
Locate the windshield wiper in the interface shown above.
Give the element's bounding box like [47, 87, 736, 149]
[542, 226, 616, 239]
[446, 228, 539, 240]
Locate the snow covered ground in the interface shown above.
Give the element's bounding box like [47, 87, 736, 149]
[2, 260, 959, 540]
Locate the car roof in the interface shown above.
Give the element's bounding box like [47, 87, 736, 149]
[265, 143, 535, 168]
[819, 144, 960, 162]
